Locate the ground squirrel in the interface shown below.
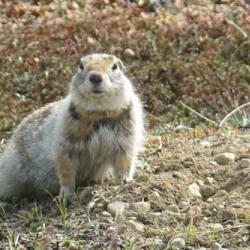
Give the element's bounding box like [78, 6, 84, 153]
[0, 54, 144, 204]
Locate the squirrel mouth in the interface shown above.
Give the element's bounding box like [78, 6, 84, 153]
[92, 89, 103, 94]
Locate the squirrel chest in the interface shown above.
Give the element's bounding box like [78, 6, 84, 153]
[58, 104, 134, 166]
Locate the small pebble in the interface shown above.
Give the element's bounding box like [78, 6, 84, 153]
[207, 197, 213, 203]
[200, 185, 215, 199]
[213, 190, 228, 198]
[126, 220, 145, 232]
[102, 211, 112, 217]
[212, 242, 222, 249]
[115, 213, 126, 222]
[154, 238, 164, 247]
[239, 158, 250, 168]
[127, 216, 137, 220]
[204, 177, 214, 184]
[124, 209, 137, 217]
[124, 48, 135, 57]
[200, 140, 211, 147]
[187, 205, 202, 217]
[214, 153, 235, 165]
[169, 237, 186, 249]
[148, 191, 161, 206]
[231, 203, 241, 208]
[179, 201, 189, 208]
[166, 204, 180, 213]
[209, 223, 224, 231]
[107, 201, 129, 217]
[189, 183, 202, 198]
[210, 161, 219, 167]
[129, 202, 151, 214]
[183, 161, 194, 168]
[107, 226, 116, 233]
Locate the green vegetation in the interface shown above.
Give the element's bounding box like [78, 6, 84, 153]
[186, 218, 198, 243]
[18, 204, 45, 231]
[6, 229, 21, 250]
[54, 198, 69, 224]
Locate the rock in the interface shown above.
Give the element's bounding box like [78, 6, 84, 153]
[166, 204, 180, 213]
[188, 183, 202, 198]
[243, 235, 249, 243]
[149, 212, 162, 217]
[127, 216, 137, 221]
[148, 191, 161, 203]
[209, 223, 224, 231]
[183, 161, 194, 168]
[207, 197, 213, 203]
[187, 205, 202, 217]
[107, 226, 116, 233]
[107, 201, 129, 217]
[204, 209, 212, 216]
[204, 177, 214, 185]
[129, 202, 151, 214]
[124, 209, 137, 217]
[214, 153, 235, 165]
[200, 185, 215, 199]
[126, 220, 144, 232]
[211, 242, 222, 249]
[197, 179, 204, 186]
[169, 237, 186, 249]
[210, 161, 219, 167]
[87, 36, 96, 45]
[175, 124, 189, 132]
[179, 201, 189, 208]
[172, 172, 182, 179]
[154, 238, 164, 247]
[115, 213, 126, 222]
[200, 201, 209, 209]
[213, 190, 228, 198]
[231, 203, 241, 208]
[101, 211, 112, 217]
[218, 204, 224, 209]
[239, 158, 250, 168]
[124, 48, 135, 57]
[200, 140, 211, 147]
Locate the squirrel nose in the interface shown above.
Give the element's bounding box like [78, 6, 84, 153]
[89, 73, 102, 86]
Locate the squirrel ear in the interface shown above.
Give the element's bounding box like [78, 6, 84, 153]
[116, 58, 126, 70]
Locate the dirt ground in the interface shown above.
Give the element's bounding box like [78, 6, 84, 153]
[0, 126, 249, 250]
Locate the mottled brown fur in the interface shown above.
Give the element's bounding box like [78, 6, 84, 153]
[0, 54, 144, 204]
[58, 103, 134, 189]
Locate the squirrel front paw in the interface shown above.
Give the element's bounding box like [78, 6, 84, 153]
[59, 185, 78, 205]
[114, 170, 131, 185]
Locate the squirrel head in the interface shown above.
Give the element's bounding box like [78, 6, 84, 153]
[70, 54, 134, 112]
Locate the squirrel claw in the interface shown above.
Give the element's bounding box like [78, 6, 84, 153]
[58, 185, 78, 206]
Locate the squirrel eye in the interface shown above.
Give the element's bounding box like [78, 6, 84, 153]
[112, 63, 118, 71]
[79, 62, 84, 70]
